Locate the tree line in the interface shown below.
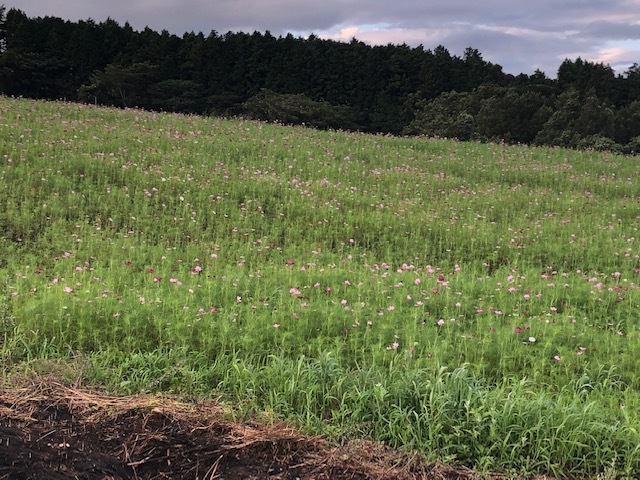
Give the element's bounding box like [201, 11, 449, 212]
[1, 6, 639, 152]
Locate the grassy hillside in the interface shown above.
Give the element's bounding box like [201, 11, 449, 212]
[1, 97, 639, 478]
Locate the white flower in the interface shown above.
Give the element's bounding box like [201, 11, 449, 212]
[528, 337, 536, 343]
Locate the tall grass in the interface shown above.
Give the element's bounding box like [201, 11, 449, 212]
[1, 96, 639, 478]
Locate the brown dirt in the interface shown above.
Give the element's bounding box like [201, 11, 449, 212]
[0, 378, 525, 480]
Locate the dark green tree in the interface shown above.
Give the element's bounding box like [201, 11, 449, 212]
[78, 61, 158, 107]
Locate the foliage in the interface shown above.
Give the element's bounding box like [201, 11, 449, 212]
[243, 89, 360, 130]
[2, 8, 639, 150]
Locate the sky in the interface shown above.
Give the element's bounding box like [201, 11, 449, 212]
[6, 0, 640, 77]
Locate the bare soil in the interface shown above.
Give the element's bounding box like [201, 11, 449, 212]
[0, 378, 520, 480]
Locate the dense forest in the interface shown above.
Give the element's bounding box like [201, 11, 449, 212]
[1, 6, 640, 152]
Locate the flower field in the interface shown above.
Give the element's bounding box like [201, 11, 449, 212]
[1, 96, 639, 478]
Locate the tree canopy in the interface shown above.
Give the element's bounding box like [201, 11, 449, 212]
[1, 7, 638, 152]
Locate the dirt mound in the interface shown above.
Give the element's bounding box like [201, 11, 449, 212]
[0, 379, 496, 479]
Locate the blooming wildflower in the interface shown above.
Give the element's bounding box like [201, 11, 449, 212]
[514, 327, 522, 334]
[273, 323, 280, 328]
[387, 305, 395, 311]
[528, 337, 536, 343]
[153, 277, 162, 282]
[437, 319, 445, 326]
[75, 266, 83, 271]
[289, 287, 301, 295]
[169, 278, 178, 283]
[414, 278, 421, 285]
[63, 286, 73, 293]
[192, 265, 202, 274]
[553, 355, 561, 361]
[392, 341, 399, 350]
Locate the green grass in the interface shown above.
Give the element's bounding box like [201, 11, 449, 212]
[1, 96, 640, 478]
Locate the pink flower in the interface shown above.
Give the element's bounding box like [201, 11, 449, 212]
[414, 278, 421, 285]
[289, 287, 301, 295]
[437, 319, 445, 326]
[63, 286, 73, 293]
[392, 341, 399, 350]
[273, 323, 280, 328]
[553, 355, 561, 361]
[514, 327, 522, 334]
[153, 277, 162, 282]
[169, 278, 178, 283]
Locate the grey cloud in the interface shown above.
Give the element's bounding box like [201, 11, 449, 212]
[581, 21, 640, 40]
